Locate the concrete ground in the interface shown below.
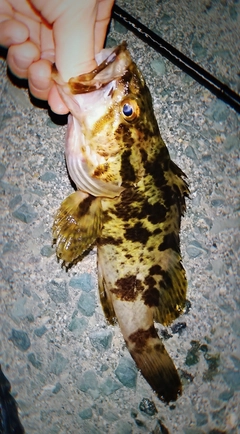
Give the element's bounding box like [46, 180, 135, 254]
[0, 1, 239, 433]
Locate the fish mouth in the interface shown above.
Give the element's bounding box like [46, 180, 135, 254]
[52, 41, 133, 123]
[67, 41, 131, 94]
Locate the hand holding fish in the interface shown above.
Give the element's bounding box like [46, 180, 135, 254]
[0, 0, 114, 113]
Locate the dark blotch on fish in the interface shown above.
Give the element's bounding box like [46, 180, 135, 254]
[111, 276, 144, 301]
[98, 236, 122, 246]
[125, 222, 151, 244]
[76, 195, 95, 218]
[141, 287, 160, 307]
[129, 325, 158, 349]
[120, 149, 136, 183]
[158, 233, 180, 253]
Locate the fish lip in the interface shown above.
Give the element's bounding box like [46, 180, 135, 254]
[51, 42, 132, 115]
[67, 41, 132, 94]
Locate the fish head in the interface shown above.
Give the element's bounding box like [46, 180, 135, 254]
[52, 42, 159, 196]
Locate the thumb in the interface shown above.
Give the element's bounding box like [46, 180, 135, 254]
[53, 2, 98, 81]
[30, 0, 98, 81]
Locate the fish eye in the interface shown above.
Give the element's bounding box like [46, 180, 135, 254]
[121, 98, 140, 121]
[122, 103, 133, 117]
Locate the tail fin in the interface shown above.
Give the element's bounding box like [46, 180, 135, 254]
[127, 325, 181, 403]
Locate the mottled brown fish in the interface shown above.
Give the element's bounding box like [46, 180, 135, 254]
[52, 42, 189, 403]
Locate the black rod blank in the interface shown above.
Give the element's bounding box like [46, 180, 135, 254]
[112, 5, 240, 113]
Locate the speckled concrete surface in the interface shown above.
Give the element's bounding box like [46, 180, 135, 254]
[0, 1, 239, 433]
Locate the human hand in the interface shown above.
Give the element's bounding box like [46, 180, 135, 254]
[0, 0, 114, 114]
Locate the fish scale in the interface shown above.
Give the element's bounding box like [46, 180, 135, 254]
[52, 42, 189, 403]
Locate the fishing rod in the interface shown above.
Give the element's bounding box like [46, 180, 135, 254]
[112, 4, 240, 113]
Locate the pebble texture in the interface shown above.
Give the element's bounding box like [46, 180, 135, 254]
[0, 1, 239, 433]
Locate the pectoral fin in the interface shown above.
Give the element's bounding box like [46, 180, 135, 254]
[53, 191, 102, 266]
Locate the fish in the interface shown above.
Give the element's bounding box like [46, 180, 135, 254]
[52, 42, 189, 403]
[0, 365, 25, 434]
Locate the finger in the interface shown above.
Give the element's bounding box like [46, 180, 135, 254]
[14, 11, 41, 46]
[48, 84, 69, 115]
[94, 0, 115, 54]
[28, 58, 52, 100]
[7, 0, 42, 21]
[31, 0, 99, 79]
[40, 22, 54, 63]
[53, 0, 98, 81]
[7, 40, 40, 78]
[0, 18, 29, 47]
[0, 0, 13, 16]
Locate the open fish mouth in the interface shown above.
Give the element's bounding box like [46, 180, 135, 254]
[52, 41, 131, 94]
